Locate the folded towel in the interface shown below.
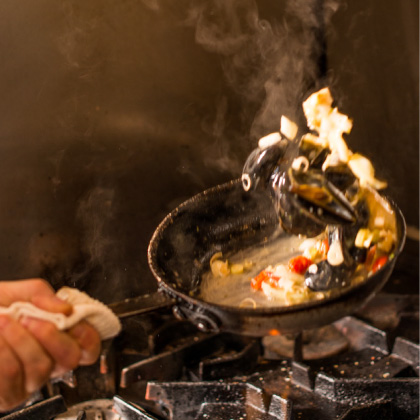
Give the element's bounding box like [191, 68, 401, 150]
[0, 287, 121, 340]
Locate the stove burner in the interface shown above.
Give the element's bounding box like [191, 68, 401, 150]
[2, 292, 418, 420]
[263, 325, 349, 360]
[145, 381, 291, 420]
[0, 396, 67, 420]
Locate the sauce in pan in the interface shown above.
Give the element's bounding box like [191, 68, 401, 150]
[200, 233, 327, 308]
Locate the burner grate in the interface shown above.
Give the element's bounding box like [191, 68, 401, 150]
[2, 294, 418, 420]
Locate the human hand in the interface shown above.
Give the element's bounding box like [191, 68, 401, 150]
[0, 279, 101, 411]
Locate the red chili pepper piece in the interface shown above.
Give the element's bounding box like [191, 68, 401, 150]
[251, 270, 281, 290]
[251, 270, 268, 290]
[267, 275, 280, 288]
[288, 256, 312, 274]
[371, 255, 388, 273]
[320, 238, 329, 255]
[365, 244, 377, 269]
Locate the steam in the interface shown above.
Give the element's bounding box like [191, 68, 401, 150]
[76, 186, 115, 269]
[71, 185, 126, 300]
[48, 0, 341, 299]
[140, 0, 341, 174]
[188, 0, 341, 139]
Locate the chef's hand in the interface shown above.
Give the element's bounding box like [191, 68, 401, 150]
[0, 279, 101, 412]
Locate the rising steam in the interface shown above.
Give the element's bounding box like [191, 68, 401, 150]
[187, 0, 341, 139]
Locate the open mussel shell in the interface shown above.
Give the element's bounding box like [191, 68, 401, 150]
[242, 140, 289, 192]
[298, 141, 329, 169]
[273, 168, 357, 237]
[324, 164, 357, 192]
[305, 260, 353, 291]
[305, 225, 355, 292]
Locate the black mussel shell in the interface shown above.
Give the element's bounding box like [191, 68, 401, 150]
[305, 260, 354, 291]
[342, 198, 370, 244]
[299, 140, 329, 169]
[272, 168, 357, 236]
[273, 171, 329, 237]
[288, 169, 356, 223]
[324, 164, 357, 192]
[349, 246, 368, 263]
[242, 140, 289, 191]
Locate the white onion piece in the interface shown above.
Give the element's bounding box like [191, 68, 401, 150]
[261, 281, 287, 300]
[348, 153, 388, 190]
[302, 88, 333, 132]
[292, 156, 310, 172]
[327, 240, 344, 266]
[302, 133, 328, 148]
[258, 132, 282, 149]
[299, 237, 318, 251]
[280, 115, 298, 140]
[271, 265, 304, 283]
[322, 150, 342, 171]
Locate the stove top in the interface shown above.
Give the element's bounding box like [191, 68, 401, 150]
[1, 239, 418, 420]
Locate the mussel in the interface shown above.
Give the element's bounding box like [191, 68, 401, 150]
[305, 225, 355, 291]
[242, 140, 358, 237]
[241, 137, 362, 292]
[273, 167, 357, 237]
[241, 139, 290, 193]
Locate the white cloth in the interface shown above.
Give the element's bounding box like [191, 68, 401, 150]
[0, 287, 121, 340]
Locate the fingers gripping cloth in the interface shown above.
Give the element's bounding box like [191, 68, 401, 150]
[0, 287, 122, 340]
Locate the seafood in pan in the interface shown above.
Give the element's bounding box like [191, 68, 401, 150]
[202, 88, 397, 307]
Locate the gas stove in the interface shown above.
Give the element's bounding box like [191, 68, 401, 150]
[2, 239, 418, 420]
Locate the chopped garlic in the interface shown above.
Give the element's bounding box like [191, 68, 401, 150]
[348, 154, 387, 190]
[210, 252, 230, 277]
[355, 228, 370, 248]
[377, 230, 396, 253]
[210, 259, 230, 277]
[280, 115, 298, 140]
[258, 132, 282, 150]
[230, 264, 244, 275]
[373, 216, 385, 228]
[355, 228, 375, 248]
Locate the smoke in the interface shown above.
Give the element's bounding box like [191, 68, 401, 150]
[70, 185, 124, 299]
[45, 0, 342, 299]
[187, 0, 341, 139]
[76, 186, 115, 268]
[140, 0, 341, 176]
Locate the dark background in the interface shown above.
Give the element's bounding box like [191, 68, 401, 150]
[0, 0, 417, 302]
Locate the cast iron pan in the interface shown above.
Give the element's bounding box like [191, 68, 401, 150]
[147, 179, 406, 337]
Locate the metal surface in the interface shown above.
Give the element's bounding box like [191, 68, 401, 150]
[0, 395, 67, 420]
[113, 396, 159, 420]
[54, 399, 119, 420]
[108, 292, 175, 319]
[145, 381, 292, 420]
[147, 178, 406, 336]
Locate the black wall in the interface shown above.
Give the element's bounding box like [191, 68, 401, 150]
[0, 0, 417, 301]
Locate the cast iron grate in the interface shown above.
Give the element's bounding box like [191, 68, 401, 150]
[1, 294, 418, 420]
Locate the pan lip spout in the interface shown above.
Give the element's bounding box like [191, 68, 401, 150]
[147, 178, 406, 333]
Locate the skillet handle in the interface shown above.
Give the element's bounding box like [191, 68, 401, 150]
[108, 291, 176, 319]
[172, 304, 221, 333]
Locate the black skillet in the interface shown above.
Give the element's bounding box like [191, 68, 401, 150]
[143, 178, 405, 337]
